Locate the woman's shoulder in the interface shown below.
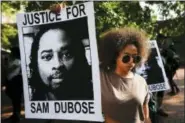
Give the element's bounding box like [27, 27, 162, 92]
[134, 73, 149, 94]
[134, 73, 147, 85]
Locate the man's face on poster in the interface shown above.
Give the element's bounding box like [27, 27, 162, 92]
[37, 29, 75, 89]
[135, 62, 150, 80]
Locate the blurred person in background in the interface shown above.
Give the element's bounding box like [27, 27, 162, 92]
[3, 46, 23, 123]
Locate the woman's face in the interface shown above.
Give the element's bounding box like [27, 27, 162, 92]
[37, 29, 75, 90]
[116, 44, 138, 73]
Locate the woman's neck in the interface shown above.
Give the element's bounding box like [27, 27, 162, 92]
[115, 68, 133, 78]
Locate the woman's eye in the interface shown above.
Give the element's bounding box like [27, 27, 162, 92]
[41, 54, 53, 61]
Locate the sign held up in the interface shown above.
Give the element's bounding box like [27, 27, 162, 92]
[17, 2, 103, 122]
[135, 40, 170, 92]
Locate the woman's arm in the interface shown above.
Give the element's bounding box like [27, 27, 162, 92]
[143, 104, 152, 123]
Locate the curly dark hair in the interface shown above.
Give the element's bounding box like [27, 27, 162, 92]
[98, 27, 150, 70]
[29, 19, 93, 100]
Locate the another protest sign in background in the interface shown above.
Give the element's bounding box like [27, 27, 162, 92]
[136, 40, 170, 92]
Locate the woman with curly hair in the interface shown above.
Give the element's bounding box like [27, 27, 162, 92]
[99, 27, 151, 123]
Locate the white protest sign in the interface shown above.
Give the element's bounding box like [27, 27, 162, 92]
[17, 2, 103, 122]
[136, 40, 170, 92]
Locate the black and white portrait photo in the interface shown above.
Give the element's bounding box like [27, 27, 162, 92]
[17, 2, 103, 121]
[28, 18, 93, 101]
[135, 41, 170, 92]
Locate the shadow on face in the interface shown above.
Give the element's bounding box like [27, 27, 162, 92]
[37, 29, 75, 90]
[115, 44, 138, 74]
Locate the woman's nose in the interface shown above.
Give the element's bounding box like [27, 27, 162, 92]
[128, 57, 136, 67]
[129, 56, 134, 63]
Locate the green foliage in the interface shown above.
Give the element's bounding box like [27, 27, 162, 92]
[1, 24, 17, 49]
[1, 1, 25, 49]
[25, 1, 59, 12]
[95, 1, 124, 38]
[25, 1, 83, 12]
[95, 1, 156, 39]
[146, 1, 185, 37]
[2, 1, 27, 20]
[1, 1, 185, 49]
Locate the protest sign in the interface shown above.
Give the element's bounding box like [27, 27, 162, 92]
[135, 40, 170, 92]
[17, 2, 103, 122]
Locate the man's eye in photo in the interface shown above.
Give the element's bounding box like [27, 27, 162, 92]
[60, 52, 73, 61]
[41, 54, 53, 61]
[63, 53, 72, 60]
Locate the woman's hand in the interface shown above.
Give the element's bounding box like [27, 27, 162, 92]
[50, 4, 61, 14]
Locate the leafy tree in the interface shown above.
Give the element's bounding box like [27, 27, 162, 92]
[94, 1, 156, 39]
[1, 24, 17, 49]
[146, 1, 185, 37]
[1, 1, 27, 49]
[1, 1, 185, 49]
